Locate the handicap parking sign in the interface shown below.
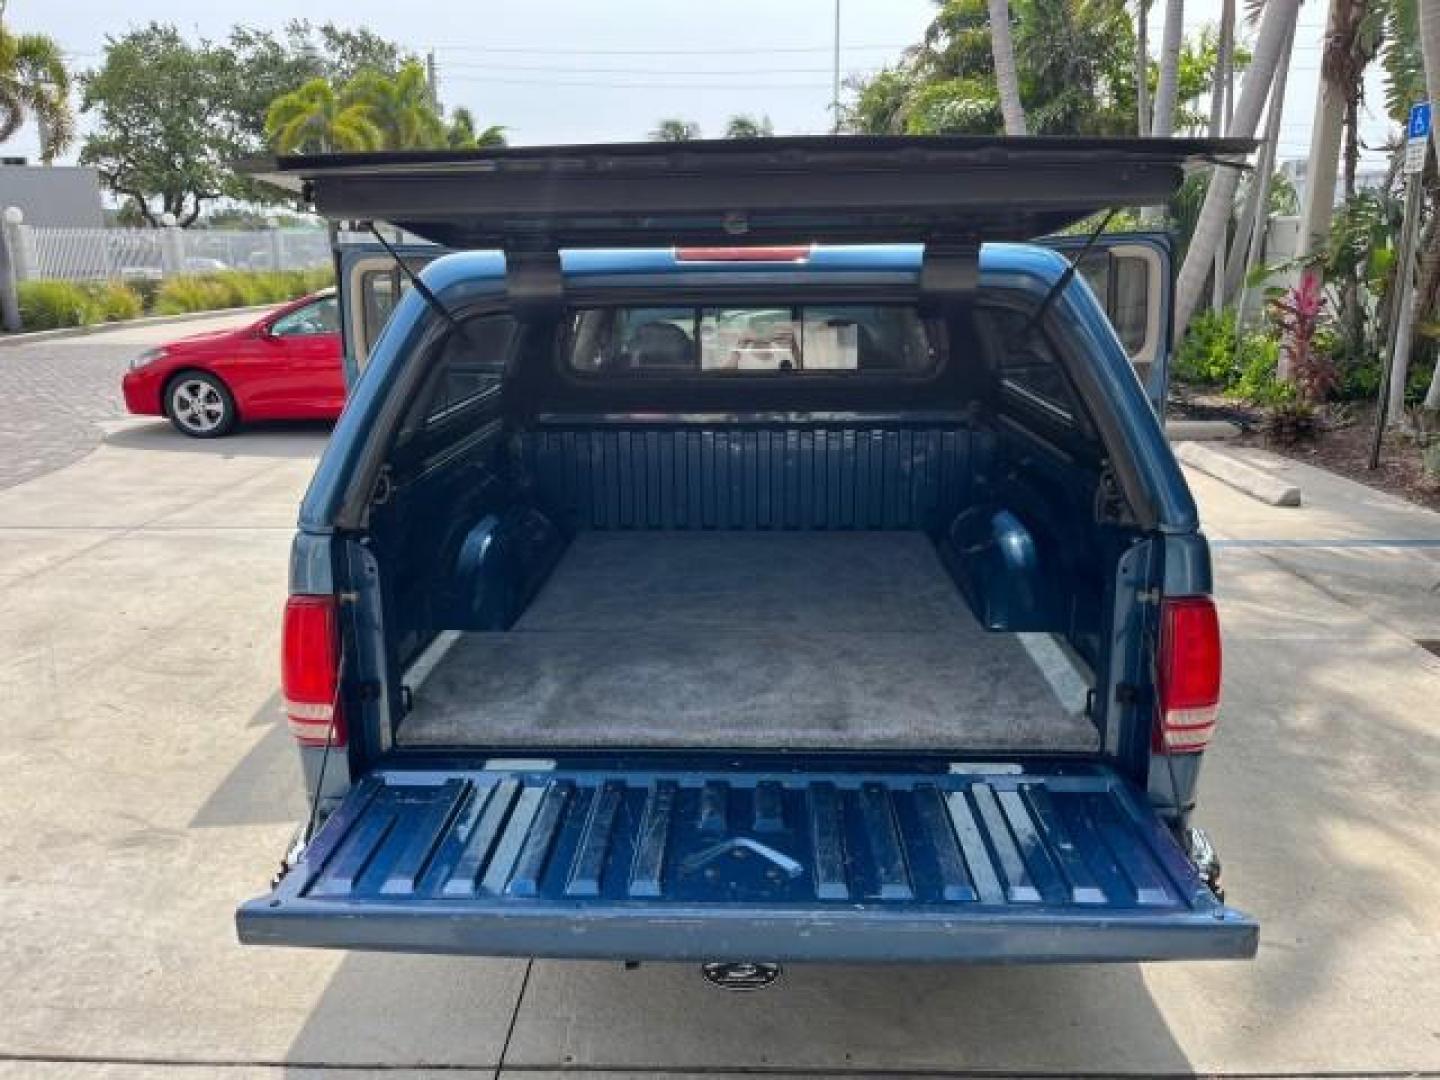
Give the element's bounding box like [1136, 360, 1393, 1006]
[1409, 102, 1431, 141]
[1405, 103, 1432, 173]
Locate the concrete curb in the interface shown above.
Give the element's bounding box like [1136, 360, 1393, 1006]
[1176, 441, 1302, 507]
[0, 304, 279, 348]
[1167, 419, 1243, 442]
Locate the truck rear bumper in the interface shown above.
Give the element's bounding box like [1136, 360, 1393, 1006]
[237, 761, 1257, 963]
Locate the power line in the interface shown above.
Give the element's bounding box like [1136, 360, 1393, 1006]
[443, 75, 835, 89]
[439, 61, 876, 74]
[433, 42, 907, 56]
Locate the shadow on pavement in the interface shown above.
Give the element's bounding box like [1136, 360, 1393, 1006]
[190, 692, 306, 828]
[282, 954, 1193, 1075]
[104, 419, 332, 459]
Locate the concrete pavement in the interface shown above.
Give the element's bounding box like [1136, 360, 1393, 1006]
[0, 321, 1437, 1077]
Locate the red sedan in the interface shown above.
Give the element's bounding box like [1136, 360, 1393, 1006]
[122, 290, 344, 437]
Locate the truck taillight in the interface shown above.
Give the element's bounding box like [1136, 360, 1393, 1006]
[1156, 596, 1221, 754]
[282, 595, 345, 748]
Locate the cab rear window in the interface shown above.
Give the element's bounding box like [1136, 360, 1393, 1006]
[568, 305, 940, 376]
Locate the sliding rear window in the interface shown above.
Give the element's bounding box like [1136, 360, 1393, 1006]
[568, 305, 941, 376]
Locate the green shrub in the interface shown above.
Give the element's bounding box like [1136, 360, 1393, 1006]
[18, 280, 102, 329]
[85, 281, 144, 322]
[152, 275, 234, 315]
[1229, 333, 1294, 406]
[14, 266, 337, 329]
[1173, 310, 1239, 386]
[125, 275, 162, 311]
[151, 268, 334, 315]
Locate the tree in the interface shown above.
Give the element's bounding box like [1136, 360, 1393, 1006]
[651, 118, 701, 141]
[845, 0, 1145, 138]
[224, 21, 412, 150]
[1012, 0, 1135, 134]
[1149, 0, 1184, 135]
[446, 106, 506, 149]
[1419, 0, 1440, 414]
[79, 25, 244, 227]
[987, 0, 1027, 134]
[724, 114, 774, 138]
[1173, 0, 1304, 342]
[1135, 0, 1151, 133]
[0, 13, 74, 163]
[265, 77, 383, 153]
[344, 62, 445, 149]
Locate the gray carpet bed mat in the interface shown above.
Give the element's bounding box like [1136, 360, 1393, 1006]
[399, 532, 1099, 751]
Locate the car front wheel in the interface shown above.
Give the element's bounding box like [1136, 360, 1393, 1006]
[166, 372, 237, 438]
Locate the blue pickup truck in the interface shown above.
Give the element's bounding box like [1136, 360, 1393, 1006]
[239, 137, 1258, 968]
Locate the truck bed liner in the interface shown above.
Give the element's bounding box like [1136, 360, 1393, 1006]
[399, 532, 1097, 751]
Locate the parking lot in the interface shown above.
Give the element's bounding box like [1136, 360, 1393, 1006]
[1, 315, 1438, 1078]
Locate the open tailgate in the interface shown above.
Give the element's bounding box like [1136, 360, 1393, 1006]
[239, 761, 1256, 962]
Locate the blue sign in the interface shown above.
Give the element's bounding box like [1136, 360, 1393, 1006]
[1408, 102, 1431, 142]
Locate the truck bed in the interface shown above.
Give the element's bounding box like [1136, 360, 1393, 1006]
[399, 532, 1098, 751]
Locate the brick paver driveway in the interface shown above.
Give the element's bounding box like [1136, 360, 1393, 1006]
[0, 313, 267, 490]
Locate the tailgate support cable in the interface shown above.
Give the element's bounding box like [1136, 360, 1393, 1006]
[301, 655, 347, 846]
[1021, 208, 1118, 337]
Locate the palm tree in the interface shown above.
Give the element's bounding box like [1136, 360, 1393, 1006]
[1420, 0, 1440, 413]
[1173, 0, 1303, 341]
[1149, 0, 1184, 135]
[651, 118, 701, 142]
[266, 78, 383, 153]
[446, 106, 506, 149]
[724, 114, 774, 138]
[345, 62, 446, 149]
[987, 0, 1027, 134]
[0, 18, 73, 163]
[1135, 0, 1151, 134]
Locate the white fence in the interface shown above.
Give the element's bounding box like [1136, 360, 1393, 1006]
[14, 225, 335, 282]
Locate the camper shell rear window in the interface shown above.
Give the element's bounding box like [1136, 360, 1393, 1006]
[567, 304, 941, 377]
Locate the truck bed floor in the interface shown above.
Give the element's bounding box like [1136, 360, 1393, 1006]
[399, 532, 1098, 751]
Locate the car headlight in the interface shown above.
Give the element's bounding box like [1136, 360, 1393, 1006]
[129, 347, 167, 371]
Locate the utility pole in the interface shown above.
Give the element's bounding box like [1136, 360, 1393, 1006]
[1370, 103, 1430, 466]
[426, 50, 440, 112]
[832, 0, 842, 133]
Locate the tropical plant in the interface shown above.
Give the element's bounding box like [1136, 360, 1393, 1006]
[844, 0, 1226, 140]
[223, 21, 412, 153]
[344, 62, 445, 149]
[265, 77, 383, 152]
[651, 118, 701, 142]
[724, 114, 773, 139]
[446, 106, 506, 149]
[0, 13, 74, 163]
[1013, 0, 1135, 134]
[1270, 275, 1337, 405]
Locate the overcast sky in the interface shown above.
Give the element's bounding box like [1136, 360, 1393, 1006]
[5, 0, 1397, 168]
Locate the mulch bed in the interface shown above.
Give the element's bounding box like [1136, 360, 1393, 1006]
[1169, 386, 1440, 513]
